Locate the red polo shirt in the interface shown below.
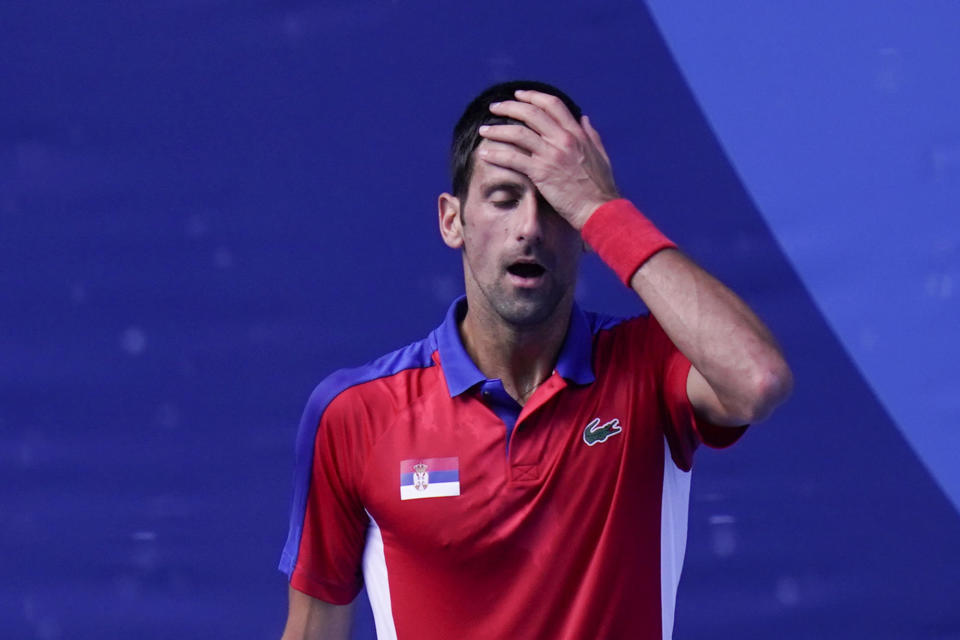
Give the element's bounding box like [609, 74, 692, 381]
[280, 297, 744, 639]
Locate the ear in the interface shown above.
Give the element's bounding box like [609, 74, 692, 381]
[438, 192, 464, 249]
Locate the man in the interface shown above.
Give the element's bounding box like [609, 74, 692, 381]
[279, 80, 792, 640]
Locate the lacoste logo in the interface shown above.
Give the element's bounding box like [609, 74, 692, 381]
[582, 417, 623, 446]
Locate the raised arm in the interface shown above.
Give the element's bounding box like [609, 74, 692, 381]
[280, 585, 354, 640]
[627, 245, 791, 425]
[477, 89, 793, 425]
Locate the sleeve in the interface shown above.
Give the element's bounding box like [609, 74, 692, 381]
[279, 383, 369, 604]
[645, 315, 747, 471]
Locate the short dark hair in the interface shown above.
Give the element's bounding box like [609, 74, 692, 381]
[450, 80, 582, 202]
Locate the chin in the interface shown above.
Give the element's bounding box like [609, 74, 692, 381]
[492, 291, 565, 328]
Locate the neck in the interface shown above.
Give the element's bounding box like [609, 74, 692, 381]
[459, 295, 573, 406]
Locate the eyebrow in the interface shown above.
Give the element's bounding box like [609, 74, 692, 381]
[480, 181, 527, 199]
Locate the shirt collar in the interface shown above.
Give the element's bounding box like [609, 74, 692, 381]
[435, 295, 596, 397]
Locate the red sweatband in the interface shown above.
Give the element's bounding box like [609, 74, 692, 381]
[580, 199, 677, 286]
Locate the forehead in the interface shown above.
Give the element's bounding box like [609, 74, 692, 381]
[466, 139, 534, 199]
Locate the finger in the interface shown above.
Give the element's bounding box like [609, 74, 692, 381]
[581, 115, 611, 165]
[478, 123, 548, 156]
[489, 100, 582, 161]
[514, 89, 582, 136]
[488, 100, 563, 139]
[477, 140, 534, 175]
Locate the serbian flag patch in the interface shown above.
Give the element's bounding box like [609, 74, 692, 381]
[400, 457, 460, 500]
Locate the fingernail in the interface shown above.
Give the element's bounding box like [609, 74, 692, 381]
[478, 148, 488, 157]
[479, 125, 489, 133]
[490, 102, 501, 108]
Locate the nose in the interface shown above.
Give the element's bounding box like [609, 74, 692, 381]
[514, 194, 545, 244]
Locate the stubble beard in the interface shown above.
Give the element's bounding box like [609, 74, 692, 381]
[479, 274, 570, 329]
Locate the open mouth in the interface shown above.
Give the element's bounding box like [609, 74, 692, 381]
[507, 262, 546, 279]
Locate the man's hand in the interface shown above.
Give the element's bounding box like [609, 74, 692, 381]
[477, 89, 619, 230]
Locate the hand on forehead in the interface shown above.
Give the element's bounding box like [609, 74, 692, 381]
[475, 89, 617, 230]
[470, 141, 534, 194]
[476, 90, 580, 169]
[487, 90, 577, 137]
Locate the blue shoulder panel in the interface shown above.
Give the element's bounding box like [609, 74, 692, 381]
[278, 334, 438, 576]
[584, 308, 638, 334]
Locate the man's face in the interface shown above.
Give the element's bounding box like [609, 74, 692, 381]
[457, 140, 583, 327]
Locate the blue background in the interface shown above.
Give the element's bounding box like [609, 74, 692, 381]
[2, 2, 957, 638]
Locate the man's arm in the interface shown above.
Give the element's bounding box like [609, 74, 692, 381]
[478, 89, 793, 425]
[280, 585, 353, 640]
[629, 246, 791, 425]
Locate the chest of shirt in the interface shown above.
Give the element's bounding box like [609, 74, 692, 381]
[357, 370, 667, 556]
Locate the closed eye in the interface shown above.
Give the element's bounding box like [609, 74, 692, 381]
[482, 181, 526, 209]
[492, 199, 519, 210]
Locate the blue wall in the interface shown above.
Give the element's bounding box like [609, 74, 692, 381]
[647, 0, 960, 515]
[2, 2, 957, 638]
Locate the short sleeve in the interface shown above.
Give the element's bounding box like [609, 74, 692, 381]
[646, 315, 747, 471]
[283, 390, 369, 604]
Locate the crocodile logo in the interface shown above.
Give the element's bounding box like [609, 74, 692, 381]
[582, 417, 623, 446]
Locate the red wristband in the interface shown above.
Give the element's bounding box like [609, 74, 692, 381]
[580, 199, 677, 286]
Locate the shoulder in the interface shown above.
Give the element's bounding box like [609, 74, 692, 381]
[582, 308, 672, 375]
[302, 332, 441, 434]
[583, 308, 650, 339]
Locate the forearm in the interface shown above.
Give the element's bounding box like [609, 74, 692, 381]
[630, 247, 792, 423]
[582, 200, 792, 424]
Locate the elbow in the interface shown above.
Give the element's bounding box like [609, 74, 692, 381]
[740, 359, 794, 423]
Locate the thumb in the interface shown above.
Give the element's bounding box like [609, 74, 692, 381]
[581, 115, 611, 165]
